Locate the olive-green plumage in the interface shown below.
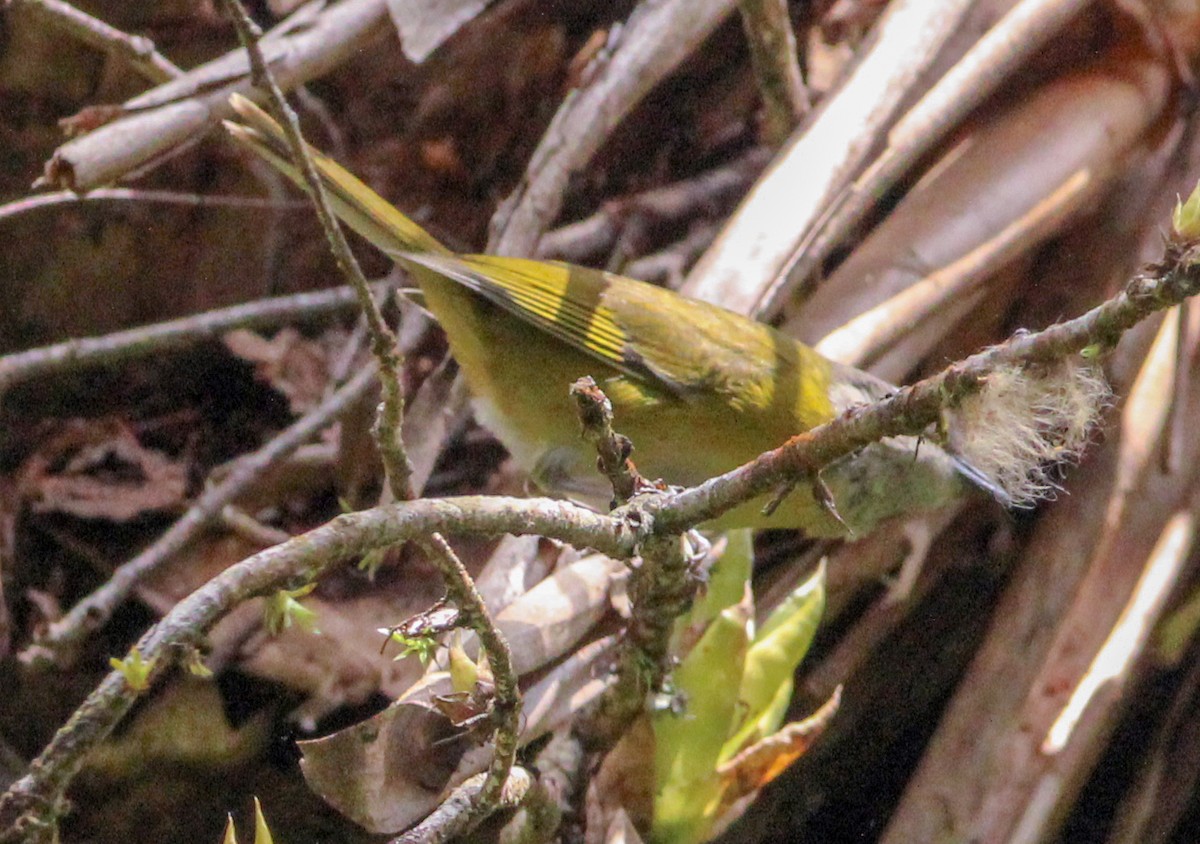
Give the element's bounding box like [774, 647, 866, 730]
[225, 96, 981, 535]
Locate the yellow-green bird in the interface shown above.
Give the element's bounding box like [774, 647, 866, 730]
[225, 96, 1000, 535]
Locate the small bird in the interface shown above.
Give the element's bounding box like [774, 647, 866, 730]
[225, 96, 1000, 535]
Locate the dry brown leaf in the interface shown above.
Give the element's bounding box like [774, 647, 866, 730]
[223, 327, 337, 414]
[472, 534, 554, 614]
[714, 686, 842, 818]
[293, 551, 623, 831]
[17, 417, 187, 522]
[300, 636, 614, 833]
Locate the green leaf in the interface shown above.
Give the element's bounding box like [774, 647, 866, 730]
[379, 627, 439, 665]
[447, 633, 478, 693]
[721, 562, 825, 762]
[220, 798, 275, 844]
[183, 645, 213, 678]
[253, 797, 274, 844]
[652, 596, 752, 844]
[671, 529, 754, 658]
[1174, 178, 1200, 240]
[1156, 585, 1200, 666]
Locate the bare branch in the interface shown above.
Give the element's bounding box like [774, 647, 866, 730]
[8, 205, 1200, 839]
[22, 362, 380, 664]
[39, 0, 389, 191]
[656, 241, 1200, 532]
[0, 495, 630, 843]
[780, 0, 1096, 314]
[0, 187, 307, 224]
[738, 0, 808, 146]
[0, 284, 379, 398]
[220, 4, 522, 834]
[392, 768, 533, 844]
[6, 0, 183, 84]
[681, 0, 976, 313]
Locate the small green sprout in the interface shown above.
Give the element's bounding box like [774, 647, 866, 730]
[447, 633, 479, 693]
[183, 645, 214, 678]
[378, 628, 439, 665]
[109, 647, 156, 692]
[357, 547, 388, 579]
[263, 583, 319, 635]
[1173, 178, 1200, 240]
[220, 797, 275, 844]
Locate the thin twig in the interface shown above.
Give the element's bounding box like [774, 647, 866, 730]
[416, 532, 524, 836]
[219, 1, 522, 833]
[392, 768, 533, 844]
[738, 0, 809, 147]
[623, 221, 721, 286]
[220, 505, 292, 547]
[6, 0, 183, 84]
[656, 241, 1200, 533]
[0, 496, 630, 844]
[0, 188, 308, 224]
[0, 284, 378, 399]
[535, 147, 771, 264]
[568, 378, 699, 752]
[21, 362, 380, 665]
[570, 376, 643, 507]
[813, 168, 1093, 367]
[41, 0, 389, 191]
[219, 0, 412, 498]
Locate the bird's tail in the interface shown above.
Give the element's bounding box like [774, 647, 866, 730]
[223, 94, 449, 259]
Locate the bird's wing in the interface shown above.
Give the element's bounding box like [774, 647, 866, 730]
[399, 251, 691, 392]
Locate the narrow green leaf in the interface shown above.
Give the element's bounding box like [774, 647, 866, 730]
[653, 596, 752, 844]
[721, 562, 825, 762]
[671, 529, 754, 658]
[253, 797, 274, 844]
[1174, 178, 1200, 240]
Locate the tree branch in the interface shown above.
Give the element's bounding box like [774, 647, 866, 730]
[6, 0, 183, 84]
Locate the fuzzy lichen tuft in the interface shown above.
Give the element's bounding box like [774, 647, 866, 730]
[946, 360, 1110, 506]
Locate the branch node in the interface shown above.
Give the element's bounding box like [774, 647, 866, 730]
[571, 376, 645, 507]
